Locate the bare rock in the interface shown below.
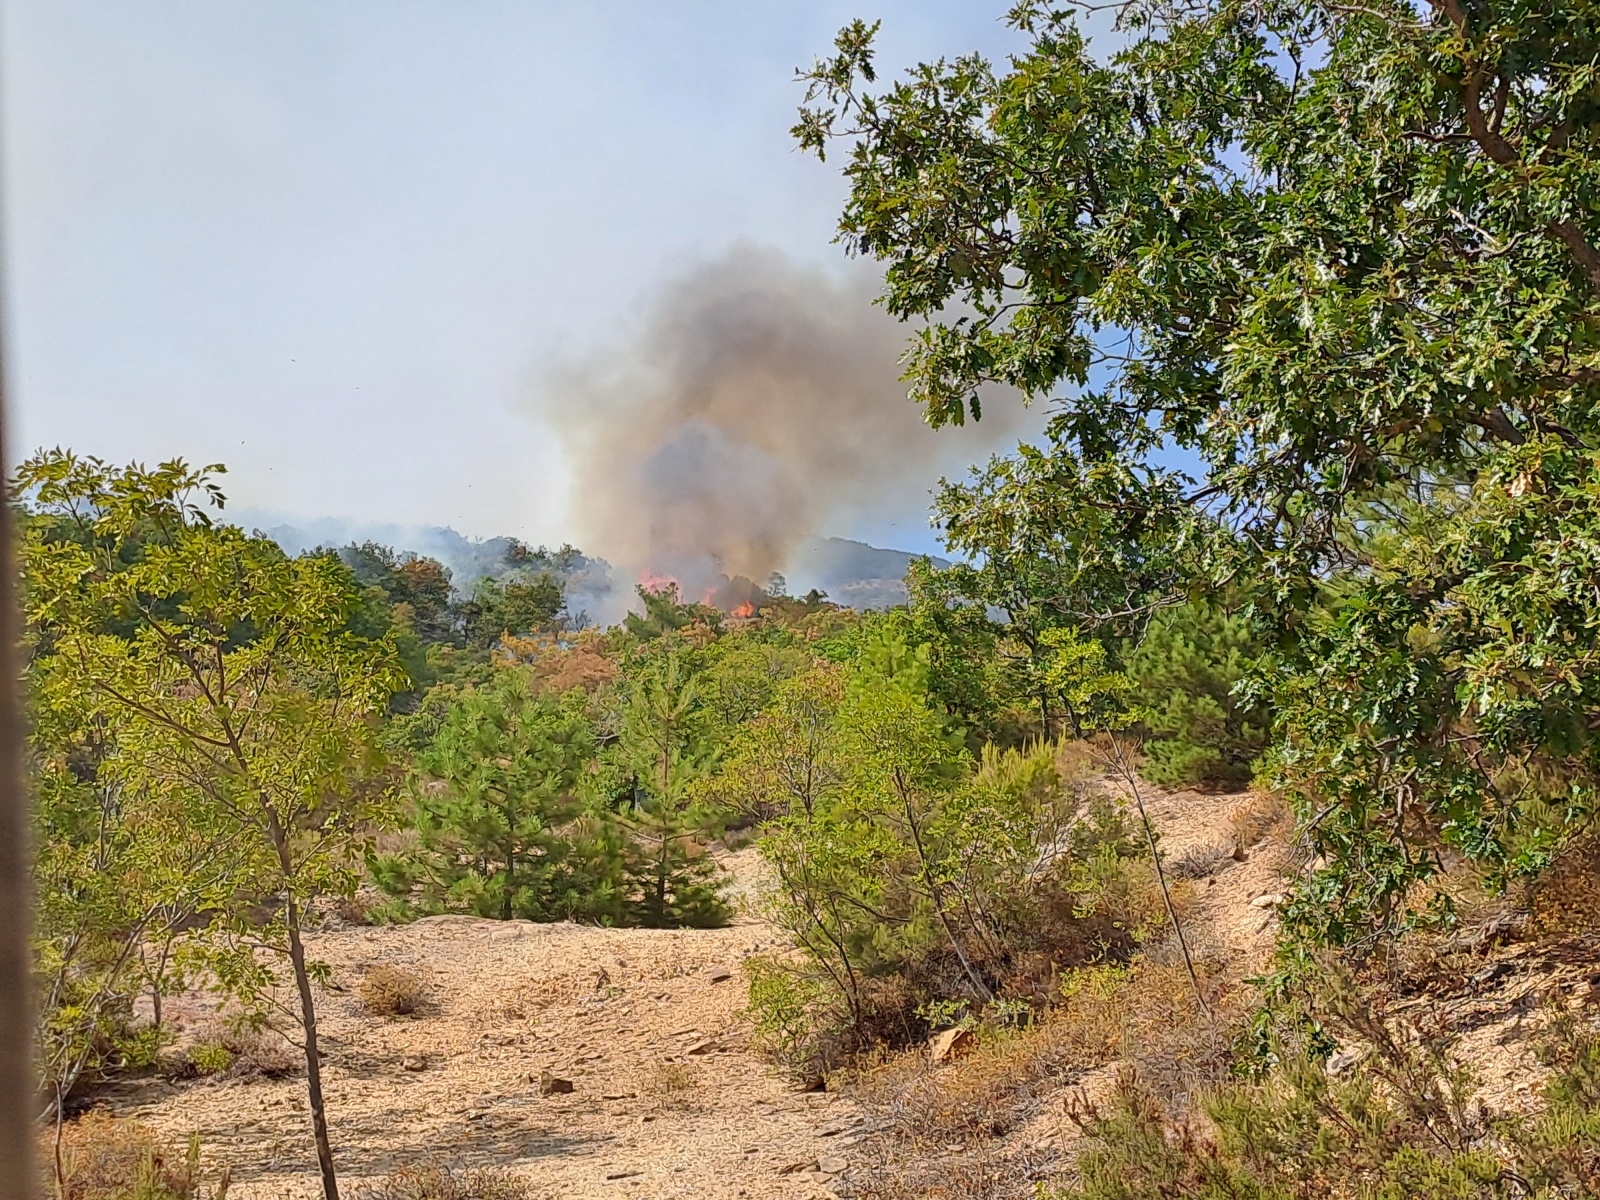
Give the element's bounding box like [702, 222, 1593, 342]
[538, 1070, 575, 1096]
[1250, 892, 1286, 909]
[686, 1038, 718, 1056]
[817, 1156, 848, 1175]
[708, 967, 734, 983]
[401, 1055, 428, 1072]
[928, 1027, 975, 1065]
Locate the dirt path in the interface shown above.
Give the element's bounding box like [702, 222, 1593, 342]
[104, 851, 859, 1200]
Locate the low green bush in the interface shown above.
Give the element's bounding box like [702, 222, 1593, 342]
[1057, 1010, 1600, 1199]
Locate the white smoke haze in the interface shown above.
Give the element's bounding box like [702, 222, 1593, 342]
[547, 244, 1031, 614]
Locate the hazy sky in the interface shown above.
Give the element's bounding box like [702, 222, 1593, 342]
[1, 3, 1068, 555]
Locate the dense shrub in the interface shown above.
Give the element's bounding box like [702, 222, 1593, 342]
[370, 671, 624, 924]
[743, 625, 1156, 1076]
[1123, 601, 1270, 791]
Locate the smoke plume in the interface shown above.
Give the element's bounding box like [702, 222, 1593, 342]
[547, 245, 1029, 607]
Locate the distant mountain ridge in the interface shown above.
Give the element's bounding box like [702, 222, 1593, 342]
[783, 537, 950, 610]
[233, 510, 944, 613]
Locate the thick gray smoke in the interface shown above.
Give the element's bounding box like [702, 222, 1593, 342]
[548, 245, 1029, 608]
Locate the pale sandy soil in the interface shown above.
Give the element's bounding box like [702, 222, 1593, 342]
[103, 849, 861, 1200]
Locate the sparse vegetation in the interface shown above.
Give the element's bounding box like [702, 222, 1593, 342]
[22, 0, 1600, 1188]
[1056, 1006, 1600, 1200]
[43, 1114, 202, 1200]
[359, 966, 425, 1017]
[352, 1163, 531, 1200]
[644, 1061, 701, 1111]
[178, 1020, 300, 1081]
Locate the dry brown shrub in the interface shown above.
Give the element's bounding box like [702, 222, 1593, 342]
[1528, 830, 1600, 939]
[361, 964, 425, 1016]
[1228, 791, 1293, 849]
[1048, 948, 1241, 1105]
[1053, 738, 1106, 782]
[645, 1061, 701, 1111]
[1120, 964, 1241, 1102]
[353, 1163, 529, 1200]
[849, 1017, 1084, 1198]
[852, 1142, 1058, 1200]
[855, 1021, 1082, 1144]
[335, 893, 379, 926]
[1168, 841, 1234, 881]
[44, 1112, 201, 1200]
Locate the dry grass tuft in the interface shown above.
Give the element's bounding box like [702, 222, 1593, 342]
[852, 1143, 1060, 1200]
[353, 1163, 530, 1200]
[645, 1060, 702, 1111]
[1227, 791, 1293, 849]
[1168, 841, 1234, 880]
[1529, 831, 1600, 939]
[361, 964, 425, 1016]
[334, 893, 380, 926]
[855, 1022, 1079, 1142]
[44, 1112, 202, 1200]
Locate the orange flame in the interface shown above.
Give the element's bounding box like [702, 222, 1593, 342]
[732, 601, 755, 618]
[637, 571, 679, 594]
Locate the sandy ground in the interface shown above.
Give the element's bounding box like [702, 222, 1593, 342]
[104, 849, 860, 1200]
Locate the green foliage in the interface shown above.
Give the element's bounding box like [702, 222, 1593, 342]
[461, 574, 566, 647]
[20, 449, 403, 1192]
[1125, 600, 1270, 790]
[800, 0, 1600, 945]
[370, 671, 623, 923]
[695, 639, 811, 746]
[748, 622, 1147, 1071]
[186, 1042, 234, 1077]
[623, 583, 720, 642]
[1263, 445, 1600, 945]
[702, 664, 849, 822]
[744, 955, 835, 1075]
[612, 653, 730, 928]
[1056, 1014, 1600, 1200]
[340, 542, 456, 644]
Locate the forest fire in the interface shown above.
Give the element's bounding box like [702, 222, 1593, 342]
[636, 570, 680, 593]
[731, 601, 756, 618]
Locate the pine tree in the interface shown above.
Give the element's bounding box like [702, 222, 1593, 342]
[373, 672, 622, 922]
[614, 654, 729, 927]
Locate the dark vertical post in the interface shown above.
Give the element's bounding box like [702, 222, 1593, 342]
[0, 32, 38, 1189]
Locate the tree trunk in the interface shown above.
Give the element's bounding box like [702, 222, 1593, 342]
[150, 931, 174, 1031]
[284, 893, 340, 1200]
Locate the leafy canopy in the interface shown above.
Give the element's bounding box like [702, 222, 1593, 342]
[798, 0, 1600, 942]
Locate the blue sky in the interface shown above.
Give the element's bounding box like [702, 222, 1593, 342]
[1, 3, 1105, 557]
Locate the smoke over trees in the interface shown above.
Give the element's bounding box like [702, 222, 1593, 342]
[548, 245, 1030, 602]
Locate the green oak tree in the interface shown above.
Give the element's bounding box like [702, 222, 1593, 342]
[798, 0, 1600, 944]
[21, 450, 404, 1200]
